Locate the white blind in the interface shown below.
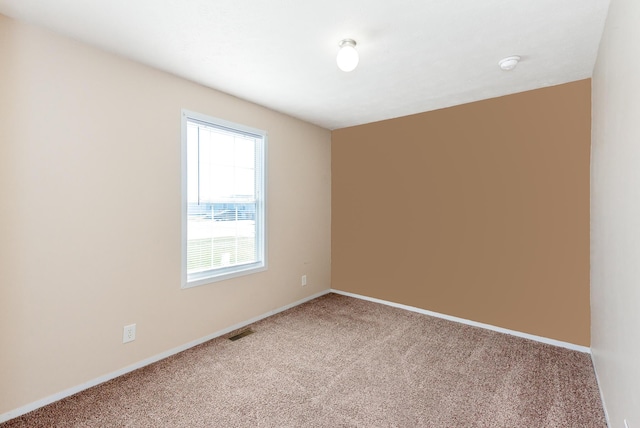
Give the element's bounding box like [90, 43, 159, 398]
[185, 119, 262, 278]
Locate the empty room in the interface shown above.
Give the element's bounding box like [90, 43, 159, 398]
[0, 0, 638, 426]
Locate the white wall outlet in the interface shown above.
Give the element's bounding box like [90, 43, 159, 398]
[123, 324, 136, 343]
[301, 274, 307, 286]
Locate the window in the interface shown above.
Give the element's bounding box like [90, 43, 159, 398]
[181, 110, 266, 288]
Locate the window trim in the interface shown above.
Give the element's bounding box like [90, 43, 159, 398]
[180, 109, 267, 289]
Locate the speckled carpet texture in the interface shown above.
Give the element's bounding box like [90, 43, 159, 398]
[2, 293, 606, 427]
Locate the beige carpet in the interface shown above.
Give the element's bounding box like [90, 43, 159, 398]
[2, 293, 606, 427]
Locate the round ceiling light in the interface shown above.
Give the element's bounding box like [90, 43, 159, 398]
[337, 39, 359, 72]
[499, 56, 521, 71]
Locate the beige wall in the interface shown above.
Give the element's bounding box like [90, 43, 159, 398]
[591, 0, 640, 426]
[332, 80, 591, 346]
[0, 14, 331, 415]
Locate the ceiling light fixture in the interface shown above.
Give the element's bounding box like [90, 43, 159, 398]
[337, 39, 359, 72]
[499, 56, 521, 71]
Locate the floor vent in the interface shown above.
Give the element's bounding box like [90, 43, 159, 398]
[229, 329, 254, 341]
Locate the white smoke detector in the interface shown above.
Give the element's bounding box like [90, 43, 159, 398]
[499, 56, 521, 71]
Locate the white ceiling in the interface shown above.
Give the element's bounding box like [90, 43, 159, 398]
[0, 0, 610, 130]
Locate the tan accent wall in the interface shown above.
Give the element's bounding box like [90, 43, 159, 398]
[0, 14, 331, 415]
[332, 80, 591, 346]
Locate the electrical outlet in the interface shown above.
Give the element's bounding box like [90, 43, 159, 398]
[123, 324, 136, 343]
[301, 275, 307, 286]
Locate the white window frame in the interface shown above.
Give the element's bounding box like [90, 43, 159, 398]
[181, 109, 267, 288]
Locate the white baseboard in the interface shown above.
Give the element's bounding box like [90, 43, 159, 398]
[330, 289, 591, 354]
[0, 289, 331, 424]
[590, 351, 611, 427]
